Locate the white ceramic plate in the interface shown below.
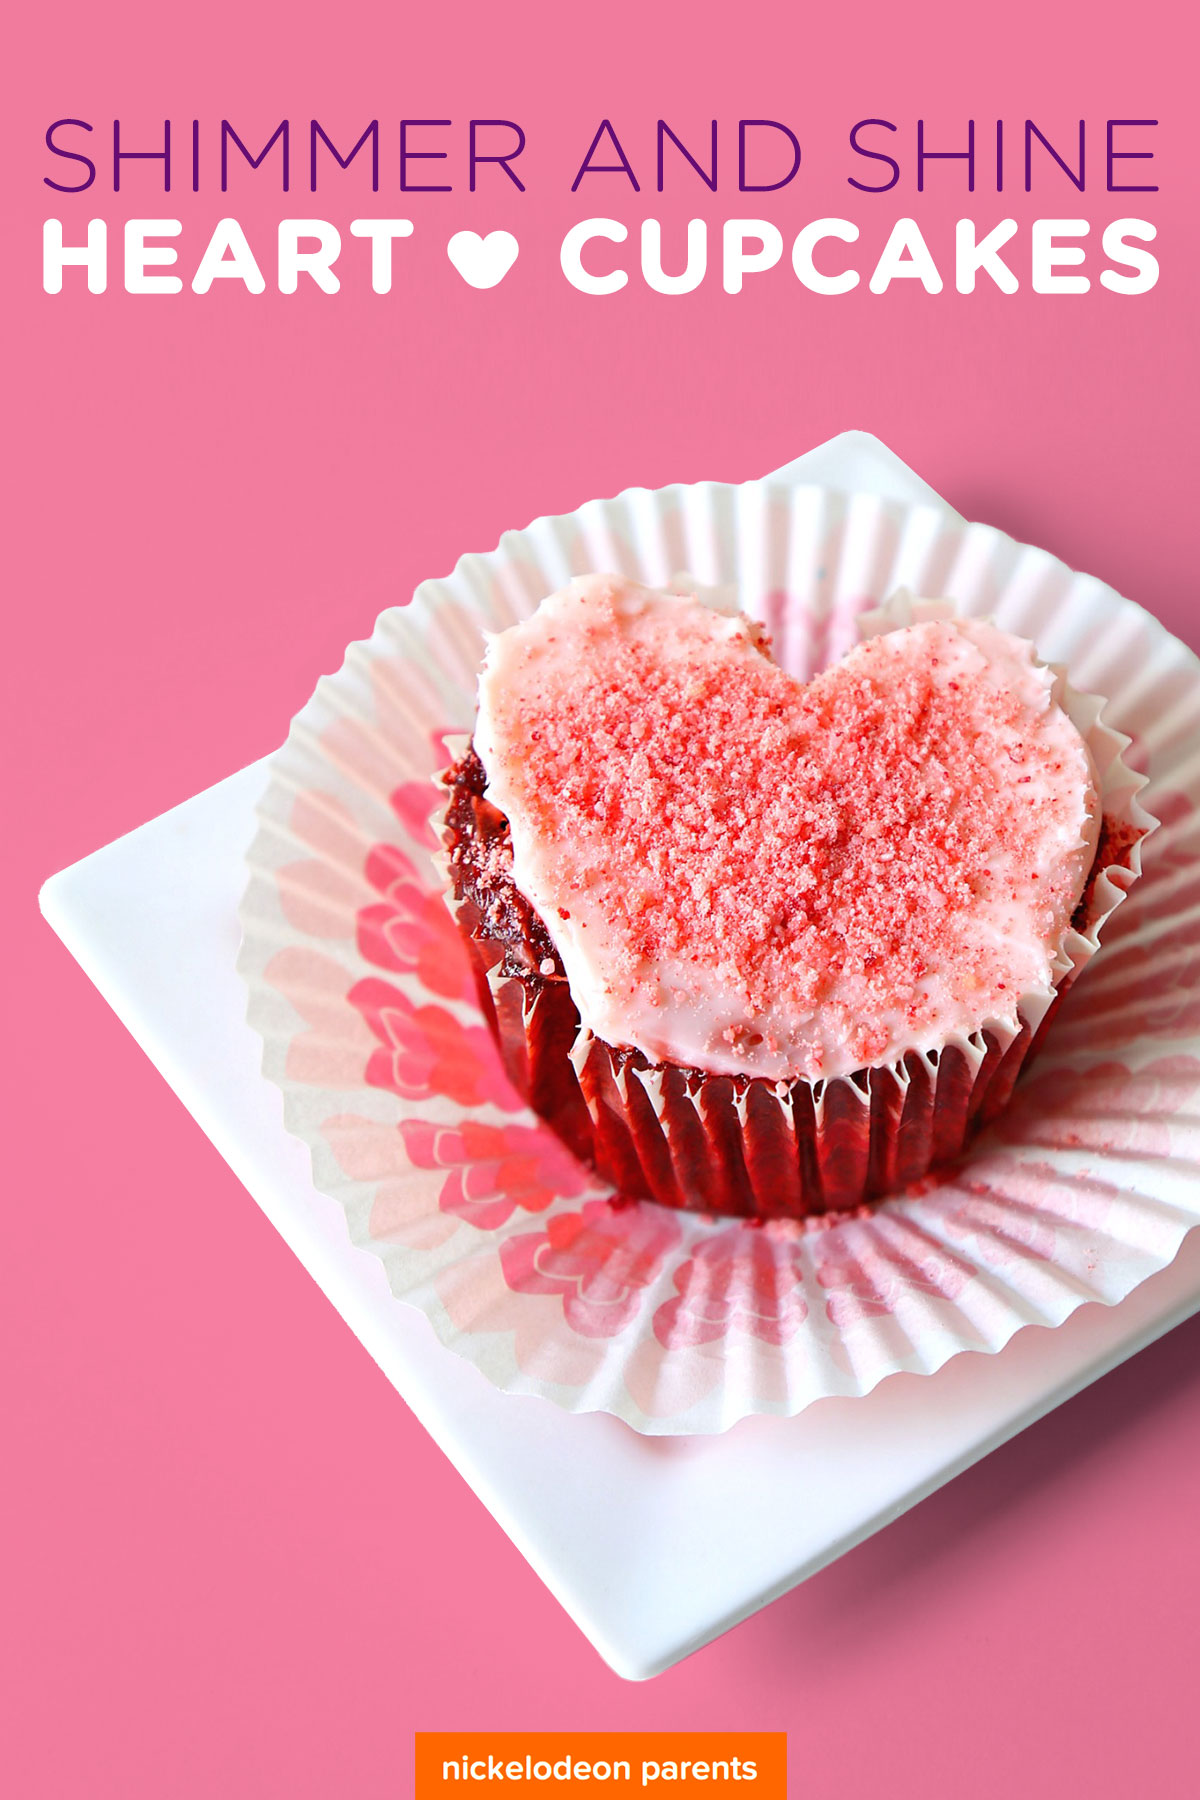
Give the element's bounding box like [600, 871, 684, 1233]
[40, 432, 1200, 1677]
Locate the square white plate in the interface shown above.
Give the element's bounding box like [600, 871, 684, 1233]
[40, 432, 1200, 1681]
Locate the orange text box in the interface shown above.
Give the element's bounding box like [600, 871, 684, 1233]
[416, 1734, 786, 1799]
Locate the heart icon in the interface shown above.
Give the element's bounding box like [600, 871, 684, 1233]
[446, 230, 519, 289]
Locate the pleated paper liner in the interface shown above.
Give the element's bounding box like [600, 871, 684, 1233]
[239, 475, 1200, 1433]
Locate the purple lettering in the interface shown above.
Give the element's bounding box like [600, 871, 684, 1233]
[222, 120, 290, 192]
[656, 119, 717, 192]
[469, 119, 526, 192]
[1025, 120, 1085, 192]
[847, 119, 898, 193]
[400, 119, 452, 192]
[571, 120, 640, 192]
[310, 119, 379, 191]
[917, 118, 974, 192]
[739, 119, 800, 192]
[1107, 119, 1158, 193]
[44, 119, 95, 193]
[113, 119, 171, 192]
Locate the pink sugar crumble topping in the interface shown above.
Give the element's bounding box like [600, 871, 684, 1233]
[474, 577, 1100, 1081]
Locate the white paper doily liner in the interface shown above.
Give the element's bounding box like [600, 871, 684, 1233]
[239, 478, 1200, 1434]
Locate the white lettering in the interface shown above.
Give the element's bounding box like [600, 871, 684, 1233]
[349, 218, 414, 293]
[124, 219, 182, 295]
[792, 218, 860, 293]
[43, 218, 107, 294]
[560, 218, 628, 294]
[869, 217, 943, 294]
[1031, 218, 1090, 294]
[191, 217, 266, 294]
[955, 218, 1019, 294]
[641, 218, 706, 294]
[278, 218, 342, 294]
[722, 219, 783, 293]
[1100, 218, 1158, 294]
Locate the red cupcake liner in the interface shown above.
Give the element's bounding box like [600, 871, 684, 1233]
[444, 874, 1111, 1219]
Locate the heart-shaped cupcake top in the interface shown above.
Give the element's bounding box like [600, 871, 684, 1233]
[473, 577, 1100, 1081]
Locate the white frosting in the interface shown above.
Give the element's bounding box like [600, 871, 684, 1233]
[474, 577, 1101, 1082]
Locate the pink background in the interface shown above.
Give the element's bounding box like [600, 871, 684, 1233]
[7, 2, 1200, 1795]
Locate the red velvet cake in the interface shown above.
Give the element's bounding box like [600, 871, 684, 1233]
[439, 574, 1142, 1218]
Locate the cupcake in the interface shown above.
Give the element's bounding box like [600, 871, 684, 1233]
[439, 575, 1145, 1219]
